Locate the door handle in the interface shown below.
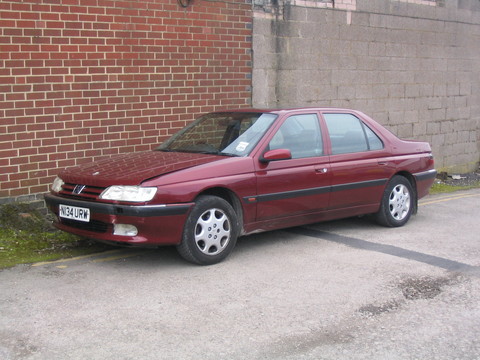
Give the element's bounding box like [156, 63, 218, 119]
[315, 167, 328, 174]
[377, 161, 387, 166]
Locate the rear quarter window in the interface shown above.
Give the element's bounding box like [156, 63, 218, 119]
[323, 113, 383, 155]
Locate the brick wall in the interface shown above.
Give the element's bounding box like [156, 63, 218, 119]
[0, 0, 252, 200]
[253, 0, 480, 173]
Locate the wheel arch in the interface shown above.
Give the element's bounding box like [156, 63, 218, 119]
[195, 187, 245, 233]
[393, 171, 418, 214]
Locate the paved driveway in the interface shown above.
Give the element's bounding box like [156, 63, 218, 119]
[1, 189, 479, 359]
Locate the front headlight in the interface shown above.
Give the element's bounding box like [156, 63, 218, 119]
[52, 177, 64, 193]
[100, 186, 157, 202]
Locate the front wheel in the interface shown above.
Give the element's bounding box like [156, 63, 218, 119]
[375, 175, 415, 227]
[177, 195, 239, 265]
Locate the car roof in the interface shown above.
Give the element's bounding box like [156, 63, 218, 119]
[211, 107, 361, 115]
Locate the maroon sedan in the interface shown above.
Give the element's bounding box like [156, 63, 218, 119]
[45, 108, 436, 265]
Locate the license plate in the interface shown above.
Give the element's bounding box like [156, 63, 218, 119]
[59, 204, 90, 222]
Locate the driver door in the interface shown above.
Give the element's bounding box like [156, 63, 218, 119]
[254, 113, 331, 227]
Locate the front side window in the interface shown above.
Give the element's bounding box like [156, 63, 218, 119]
[268, 114, 323, 159]
[324, 113, 383, 155]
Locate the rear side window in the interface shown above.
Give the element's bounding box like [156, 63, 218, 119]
[324, 113, 383, 155]
[363, 125, 383, 151]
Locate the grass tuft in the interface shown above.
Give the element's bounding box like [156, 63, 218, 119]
[0, 202, 109, 269]
[429, 181, 480, 195]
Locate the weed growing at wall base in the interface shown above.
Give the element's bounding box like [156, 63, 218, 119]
[430, 171, 480, 194]
[0, 203, 109, 269]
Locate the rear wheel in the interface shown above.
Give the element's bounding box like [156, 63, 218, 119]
[376, 175, 414, 227]
[177, 195, 239, 265]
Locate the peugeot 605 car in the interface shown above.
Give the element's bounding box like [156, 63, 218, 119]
[45, 108, 437, 265]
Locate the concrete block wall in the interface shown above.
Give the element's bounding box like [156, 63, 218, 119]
[253, 0, 480, 173]
[0, 0, 253, 200]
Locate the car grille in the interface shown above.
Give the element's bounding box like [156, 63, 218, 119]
[60, 218, 110, 233]
[59, 183, 105, 200]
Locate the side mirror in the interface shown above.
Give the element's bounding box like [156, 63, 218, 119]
[260, 149, 292, 163]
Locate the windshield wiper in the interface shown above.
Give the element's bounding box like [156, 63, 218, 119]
[218, 152, 239, 157]
[191, 150, 239, 157]
[156, 148, 239, 157]
[156, 148, 195, 153]
[156, 148, 175, 152]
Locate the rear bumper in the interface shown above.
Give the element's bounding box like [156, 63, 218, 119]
[413, 169, 437, 182]
[413, 169, 437, 199]
[44, 193, 194, 245]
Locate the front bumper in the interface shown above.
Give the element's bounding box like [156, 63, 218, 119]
[45, 193, 194, 245]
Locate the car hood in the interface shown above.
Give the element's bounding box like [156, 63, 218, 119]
[58, 151, 224, 187]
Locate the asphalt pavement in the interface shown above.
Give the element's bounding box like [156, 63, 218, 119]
[1, 189, 479, 359]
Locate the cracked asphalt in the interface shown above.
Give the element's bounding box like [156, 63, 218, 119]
[1, 189, 479, 359]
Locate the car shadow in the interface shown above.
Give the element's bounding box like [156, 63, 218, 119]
[91, 216, 386, 268]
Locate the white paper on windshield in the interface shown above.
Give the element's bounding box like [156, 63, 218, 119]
[236, 142, 249, 152]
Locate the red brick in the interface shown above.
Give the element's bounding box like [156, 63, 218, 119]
[20, 163, 39, 173]
[10, 171, 30, 181]
[28, 184, 49, 194]
[0, 181, 20, 191]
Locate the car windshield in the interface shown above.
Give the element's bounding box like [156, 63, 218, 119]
[157, 112, 277, 156]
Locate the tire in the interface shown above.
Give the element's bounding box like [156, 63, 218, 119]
[176, 195, 239, 265]
[375, 175, 415, 227]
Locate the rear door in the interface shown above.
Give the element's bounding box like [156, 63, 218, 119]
[254, 113, 331, 224]
[322, 112, 392, 210]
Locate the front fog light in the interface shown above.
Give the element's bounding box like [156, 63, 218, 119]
[113, 224, 138, 236]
